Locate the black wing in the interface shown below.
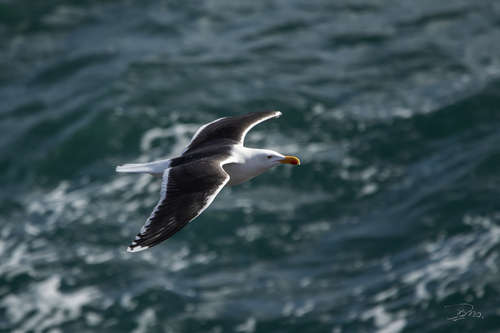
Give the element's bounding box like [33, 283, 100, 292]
[127, 158, 230, 252]
[185, 111, 281, 153]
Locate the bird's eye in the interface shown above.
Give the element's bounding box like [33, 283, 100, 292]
[267, 155, 272, 159]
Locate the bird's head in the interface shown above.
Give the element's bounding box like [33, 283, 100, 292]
[255, 149, 301, 168]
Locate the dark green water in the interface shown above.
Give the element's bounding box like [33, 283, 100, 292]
[1, 0, 500, 332]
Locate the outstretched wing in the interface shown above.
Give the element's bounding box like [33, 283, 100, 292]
[127, 157, 230, 252]
[185, 111, 281, 153]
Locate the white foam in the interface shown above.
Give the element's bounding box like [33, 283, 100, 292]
[374, 287, 398, 302]
[2, 276, 98, 332]
[235, 317, 256, 333]
[236, 225, 262, 242]
[140, 123, 198, 154]
[361, 305, 407, 333]
[294, 300, 315, 317]
[132, 308, 157, 333]
[402, 214, 500, 302]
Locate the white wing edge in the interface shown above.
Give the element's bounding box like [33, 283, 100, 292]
[239, 111, 282, 144]
[186, 117, 226, 148]
[127, 168, 170, 253]
[186, 111, 282, 151]
[126, 158, 234, 253]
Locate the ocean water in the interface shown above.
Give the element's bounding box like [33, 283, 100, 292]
[1, 0, 500, 332]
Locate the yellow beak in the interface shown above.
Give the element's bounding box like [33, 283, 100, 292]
[279, 155, 301, 165]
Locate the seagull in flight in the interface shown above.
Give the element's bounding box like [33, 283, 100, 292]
[116, 111, 300, 252]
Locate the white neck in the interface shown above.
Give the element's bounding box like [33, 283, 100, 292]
[223, 146, 275, 186]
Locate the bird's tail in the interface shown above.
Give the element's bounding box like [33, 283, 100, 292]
[115, 159, 170, 175]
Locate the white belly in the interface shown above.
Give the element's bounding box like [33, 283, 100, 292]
[223, 163, 267, 186]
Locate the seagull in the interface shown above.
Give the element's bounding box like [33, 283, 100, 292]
[116, 111, 300, 252]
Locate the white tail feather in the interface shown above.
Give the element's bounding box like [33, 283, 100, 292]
[116, 164, 153, 174]
[115, 159, 170, 175]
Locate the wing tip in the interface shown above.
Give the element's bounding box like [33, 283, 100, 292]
[127, 243, 149, 253]
[273, 110, 282, 117]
